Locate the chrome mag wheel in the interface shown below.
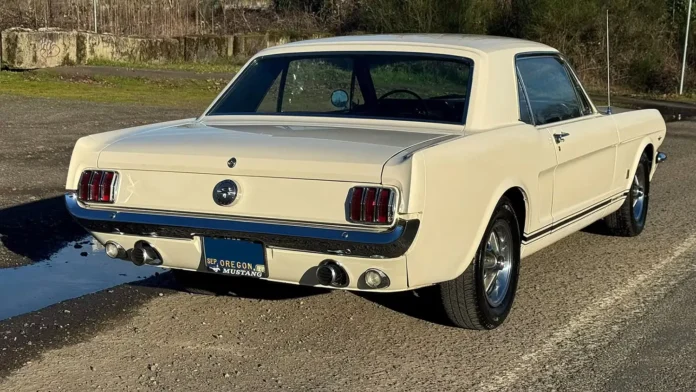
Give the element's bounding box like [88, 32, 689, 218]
[632, 165, 647, 222]
[483, 220, 513, 307]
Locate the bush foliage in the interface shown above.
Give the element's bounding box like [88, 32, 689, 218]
[3, 0, 695, 93]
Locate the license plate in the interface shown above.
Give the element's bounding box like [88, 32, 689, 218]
[202, 237, 267, 278]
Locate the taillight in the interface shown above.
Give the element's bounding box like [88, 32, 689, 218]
[348, 187, 396, 224]
[77, 170, 118, 203]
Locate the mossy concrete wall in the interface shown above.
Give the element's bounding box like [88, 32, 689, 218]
[1, 29, 332, 70]
[1, 29, 78, 69]
[76, 33, 183, 64]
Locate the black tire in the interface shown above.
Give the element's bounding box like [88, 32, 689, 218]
[440, 197, 521, 330]
[171, 269, 228, 296]
[605, 152, 651, 237]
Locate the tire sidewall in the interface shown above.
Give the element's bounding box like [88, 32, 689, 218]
[473, 198, 521, 328]
[630, 154, 651, 232]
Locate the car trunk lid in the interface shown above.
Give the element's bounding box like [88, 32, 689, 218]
[97, 122, 448, 183]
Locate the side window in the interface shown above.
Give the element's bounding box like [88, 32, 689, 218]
[517, 56, 588, 126]
[517, 75, 533, 125]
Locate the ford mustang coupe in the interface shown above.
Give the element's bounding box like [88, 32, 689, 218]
[65, 35, 666, 329]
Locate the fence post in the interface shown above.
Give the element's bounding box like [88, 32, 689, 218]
[680, 0, 693, 95]
[93, 0, 99, 33]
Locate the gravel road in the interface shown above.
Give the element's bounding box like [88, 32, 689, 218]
[0, 95, 695, 391]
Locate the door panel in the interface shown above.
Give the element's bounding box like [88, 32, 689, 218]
[548, 115, 619, 221]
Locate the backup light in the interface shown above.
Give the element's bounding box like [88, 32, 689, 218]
[364, 269, 389, 289]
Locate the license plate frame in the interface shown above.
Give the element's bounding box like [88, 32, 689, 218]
[202, 237, 267, 278]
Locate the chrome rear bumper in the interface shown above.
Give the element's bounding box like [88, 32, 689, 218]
[64, 193, 419, 258]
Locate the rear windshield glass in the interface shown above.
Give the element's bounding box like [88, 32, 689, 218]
[208, 53, 473, 124]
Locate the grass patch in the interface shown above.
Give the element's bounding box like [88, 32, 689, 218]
[0, 71, 224, 109]
[86, 59, 244, 75]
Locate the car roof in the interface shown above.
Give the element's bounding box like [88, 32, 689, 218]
[276, 34, 557, 55]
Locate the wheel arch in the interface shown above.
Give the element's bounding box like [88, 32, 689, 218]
[447, 181, 530, 280]
[502, 187, 528, 236]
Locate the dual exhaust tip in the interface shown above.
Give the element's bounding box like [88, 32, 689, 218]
[316, 260, 390, 289]
[106, 242, 386, 289]
[105, 240, 162, 266]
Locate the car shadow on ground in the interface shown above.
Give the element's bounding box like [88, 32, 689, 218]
[581, 220, 614, 237]
[150, 270, 332, 301]
[0, 196, 87, 263]
[355, 287, 455, 327]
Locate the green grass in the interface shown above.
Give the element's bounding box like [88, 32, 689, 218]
[86, 59, 244, 75]
[0, 71, 224, 108]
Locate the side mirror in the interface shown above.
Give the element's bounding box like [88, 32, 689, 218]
[331, 90, 349, 109]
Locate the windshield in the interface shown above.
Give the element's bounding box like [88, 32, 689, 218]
[208, 53, 473, 124]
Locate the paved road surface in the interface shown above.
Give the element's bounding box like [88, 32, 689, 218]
[0, 95, 695, 391]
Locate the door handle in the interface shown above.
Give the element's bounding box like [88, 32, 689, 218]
[553, 132, 570, 143]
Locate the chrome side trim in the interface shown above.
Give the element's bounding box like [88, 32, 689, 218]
[522, 190, 628, 244]
[65, 193, 419, 258]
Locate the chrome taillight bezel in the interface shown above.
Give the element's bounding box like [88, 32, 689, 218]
[347, 187, 397, 225]
[77, 170, 119, 203]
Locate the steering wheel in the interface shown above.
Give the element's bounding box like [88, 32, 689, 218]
[378, 89, 430, 117]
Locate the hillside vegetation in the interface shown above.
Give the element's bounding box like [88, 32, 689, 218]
[2, 0, 694, 94]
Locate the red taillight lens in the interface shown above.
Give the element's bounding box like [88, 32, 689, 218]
[376, 189, 392, 223]
[78, 170, 92, 201]
[77, 170, 118, 203]
[347, 187, 395, 224]
[100, 171, 115, 202]
[89, 171, 103, 201]
[350, 187, 364, 221]
[363, 188, 377, 222]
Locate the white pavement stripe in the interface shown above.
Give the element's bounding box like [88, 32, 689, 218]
[480, 232, 696, 392]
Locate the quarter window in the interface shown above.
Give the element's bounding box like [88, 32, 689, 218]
[517, 76, 533, 125]
[516, 56, 590, 126]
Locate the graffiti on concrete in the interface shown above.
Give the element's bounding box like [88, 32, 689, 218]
[38, 38, 61, 59]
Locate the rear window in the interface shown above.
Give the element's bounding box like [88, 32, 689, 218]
[208, 53, 473, 124]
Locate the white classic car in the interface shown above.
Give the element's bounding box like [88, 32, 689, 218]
[65, 35, 667, 329]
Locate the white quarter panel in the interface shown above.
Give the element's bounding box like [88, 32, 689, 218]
[404, 124, 557, 287]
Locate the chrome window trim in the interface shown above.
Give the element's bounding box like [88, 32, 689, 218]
[515, 66, 535, 126]
[515, 52, 598, 128]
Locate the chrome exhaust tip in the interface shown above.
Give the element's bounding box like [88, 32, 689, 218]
[104, 241, 127, 260]
[316, 260, 348, 287]
[130, 241, 162, 266]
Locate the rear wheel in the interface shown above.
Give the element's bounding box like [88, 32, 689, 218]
[605, 152, 650, 237]
[440, 197, 521, 330]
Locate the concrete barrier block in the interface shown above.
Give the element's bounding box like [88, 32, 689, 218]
[140, 38, 183, 63]
[184, 36, 231, 62]
[77, 32, 143, 64]
[233, 34, 268, 58]
[2, 28, 77, 69]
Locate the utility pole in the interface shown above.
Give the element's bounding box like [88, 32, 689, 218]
[606, 9, 612, 113]
[680, 0, 693, 95]
[93, 0, 98, 33]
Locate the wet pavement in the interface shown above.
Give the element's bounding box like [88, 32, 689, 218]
[0, 236, 161, 321]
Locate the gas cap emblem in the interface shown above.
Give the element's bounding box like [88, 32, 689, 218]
[212, 180, 238, 206]
[227, 157, 237, 168]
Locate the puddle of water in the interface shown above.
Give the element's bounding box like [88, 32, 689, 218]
[0, 236, 163, 321]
